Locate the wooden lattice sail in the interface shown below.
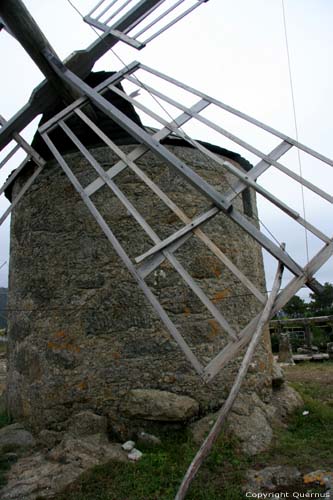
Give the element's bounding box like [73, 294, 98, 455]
[0, 1, 332, 497]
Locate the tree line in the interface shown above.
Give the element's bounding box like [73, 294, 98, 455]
[280, 282, 333, 319]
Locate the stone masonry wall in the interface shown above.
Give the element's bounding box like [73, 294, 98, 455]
[6, 144, 273, 435]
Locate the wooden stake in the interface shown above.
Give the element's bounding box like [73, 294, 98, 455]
[175, 256, 284, 500]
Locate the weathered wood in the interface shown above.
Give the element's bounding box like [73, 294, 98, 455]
[0, 144, 20, 170]
[223, 141, 293, 203]
[126, 75, 333, 204]
[50, 63, 311, 281]
[0, 157, 29, 197]
[0, 1, 162, 151]
[204, 237, 333, 381]
[43, 54, 233, 213]
[75, 109, 265, 303]
[0, 0, 81, 104]
[271, 315, 333, 325]
[134, 0, 187, 38]
[139, 63, 333, 168]
[134, 207, 219, 264]
[140, 0, 207, 44]
[83, 99, 210, 196]
[0, 164, 44, 227]
[175, 259, 284, 500]
[59, 118, 238, 341]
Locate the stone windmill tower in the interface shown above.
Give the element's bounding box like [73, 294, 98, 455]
[0, 1, 332, 496]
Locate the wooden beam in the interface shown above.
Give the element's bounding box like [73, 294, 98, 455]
[0, 1, 162, 151]
[270, 315, 333, 326]
[0, 0, 81, 104]
[175, 259, 284, 500]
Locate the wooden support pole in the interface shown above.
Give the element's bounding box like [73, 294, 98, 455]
[175, 258, 284, 500]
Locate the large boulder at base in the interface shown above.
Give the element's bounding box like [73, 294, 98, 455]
[0, 422, 35, 452]
[67, 410, 108, 437]
[121, 389, 199, 421]
[245, 466, 301, 492]
[189, 392, 276, 455]
[271, 360, 285, 388]
[227, 405, 273, 455]
[0, 434, 127, 500]
[271, 384, 303, 419]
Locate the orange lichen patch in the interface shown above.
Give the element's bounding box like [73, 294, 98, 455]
[303, 471, 333, 486]
[211, 265, 222, 278]
[257, 360, 266, 371]
[212, 289, 230, 303]
[76, 381, 87, 391]
[183, 307, 191, 317]
[47, 341, 80, 353]
[54, 330, 67, 339]
[208, 319, 219, 339]
[112, 351, 121, 360]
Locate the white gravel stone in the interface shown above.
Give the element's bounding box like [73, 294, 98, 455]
[128, 448, 143, 461]
[121, 440, 135, 451]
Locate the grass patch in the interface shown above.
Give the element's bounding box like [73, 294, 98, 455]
[52, 430, 250, 500]
[256, 363, 333, 471]
[0, 411, 13, 488]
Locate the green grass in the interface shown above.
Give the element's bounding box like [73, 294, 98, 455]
[0, 411, 13, 488]
[52, 430, 249, 500]
[255, 366, 333, 471]
[51, 363, 333, 500]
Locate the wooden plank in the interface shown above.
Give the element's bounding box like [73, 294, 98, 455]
[83, 99, 210, 196]
[41, 130, 204, 375]
[86, 0, 107, 18]
[59, 119, 238, 341]
[93, 0, 119, 21]
[271, 315, 333, 325]
[223, 141, 293, 203]
[142, 1, 206, 44]
[77, 110, 266, 304]
[51, 67, 312, 285]
[0, 1, 161, 151]
[0, 0, 81, 104]
[0, 164, 44, 227]
[0, 157, 29, 197]
[104, 0, 134, 24]
[204, 237, 333, 381]
[43, 55, 231, 212]
[134, 0, 187, 38]
[137, 233, 192, 278]
[106, 83, 330, 244]
[134, 207, 219, 264]
[39, 61, 140, 135]
[175, 259, 284, 500]
[108, 29, 145, 49]
[126, 76, 333, 204]
[139, 63, 333, 168]
[0, 143, 20, 170]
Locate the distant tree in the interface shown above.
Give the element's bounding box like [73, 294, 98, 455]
[282, 295, 307, 318]
[308, 282, 333, 317]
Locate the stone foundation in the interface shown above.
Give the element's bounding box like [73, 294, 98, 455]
[6, 144, 272, 435]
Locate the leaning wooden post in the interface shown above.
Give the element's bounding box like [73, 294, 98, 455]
[175, 258, 284, 500]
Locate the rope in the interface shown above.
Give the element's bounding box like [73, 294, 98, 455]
[281, 0, 310, 264]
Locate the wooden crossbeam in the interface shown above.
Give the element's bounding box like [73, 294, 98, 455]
[175, 259, 284, 500]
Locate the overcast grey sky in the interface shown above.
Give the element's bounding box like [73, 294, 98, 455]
[0, 0, 332, 299]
